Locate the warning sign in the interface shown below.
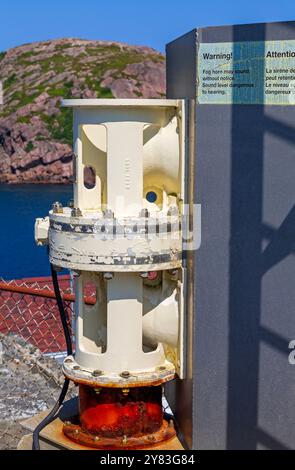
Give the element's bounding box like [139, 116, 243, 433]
[197, 40, 295, 105]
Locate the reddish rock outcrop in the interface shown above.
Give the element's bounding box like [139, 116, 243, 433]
[0, 38, 166, 184]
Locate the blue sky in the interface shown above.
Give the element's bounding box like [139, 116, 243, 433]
[1, 0, 295, 52]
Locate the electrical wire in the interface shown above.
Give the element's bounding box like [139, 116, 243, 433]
[32, 264, 73, 450]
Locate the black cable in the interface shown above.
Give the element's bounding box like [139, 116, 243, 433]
[50, 264, 73, 356]
[32, 378, 70, 450]
[32, 264, 73, 450]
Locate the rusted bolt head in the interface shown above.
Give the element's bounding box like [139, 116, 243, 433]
[121, 371, 131, 379]
[73, 365, 80, 371]
[92, 370, 103, 377]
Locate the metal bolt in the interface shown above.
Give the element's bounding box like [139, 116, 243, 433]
[121, 371, 131, 379]
[104, 209, 114, 219]
[168, 269, 179, 279]
[92, 370, 103, 377]
[122, 388, 130, 396]
[140, 272, 149, 279]
[64, 358, 73, 364]
[94, 436, 100, 442]
[73, 365, 80, 371]
[74, 429, 79, 435]
[103, 273, 114, 281]
[158, 366, 166, 372]
[140, 208, 149, 218]
[122, 435, 128, 445]
[52, 202, 63, 214]
[71, 207, 82, 217]
[68, 199, 74, 209]
[94, 388, 102, 395]
[65, 421, 71, 426]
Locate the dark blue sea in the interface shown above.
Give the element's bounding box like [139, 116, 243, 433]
[0, 184, 73, 280]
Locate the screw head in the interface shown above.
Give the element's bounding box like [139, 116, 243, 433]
[73, 365, 80, 371]
[64, 358, 72, 364]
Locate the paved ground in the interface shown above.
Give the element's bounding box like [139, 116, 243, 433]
[0, 333, 74, 450]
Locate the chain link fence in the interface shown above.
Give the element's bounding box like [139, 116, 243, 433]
[0, 275, 173, 450]
[0, 275, 74, 450]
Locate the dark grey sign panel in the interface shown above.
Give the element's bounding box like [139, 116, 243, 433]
[166, 21, 295, 450]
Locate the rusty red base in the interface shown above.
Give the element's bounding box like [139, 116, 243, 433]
[63, 384, 176, 449]
[63, 419, 176, 450]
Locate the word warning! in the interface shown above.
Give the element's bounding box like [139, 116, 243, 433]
[198, 40, 295, 105]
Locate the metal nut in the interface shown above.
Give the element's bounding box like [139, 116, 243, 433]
[52, 202, 63, 214]
[140, 272, 149, 279]
[140, 208, 149, 218]
[92, 370, 103, 377]
[103, 273, 114, 281]
[71, 207, 82, 217]
[121, 371, 131, 379]
[104, 209, 114, 219]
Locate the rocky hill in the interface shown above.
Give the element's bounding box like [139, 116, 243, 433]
[0, 38, 165, 183]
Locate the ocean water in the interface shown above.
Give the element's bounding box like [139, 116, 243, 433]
[0, 184, 73, 280]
